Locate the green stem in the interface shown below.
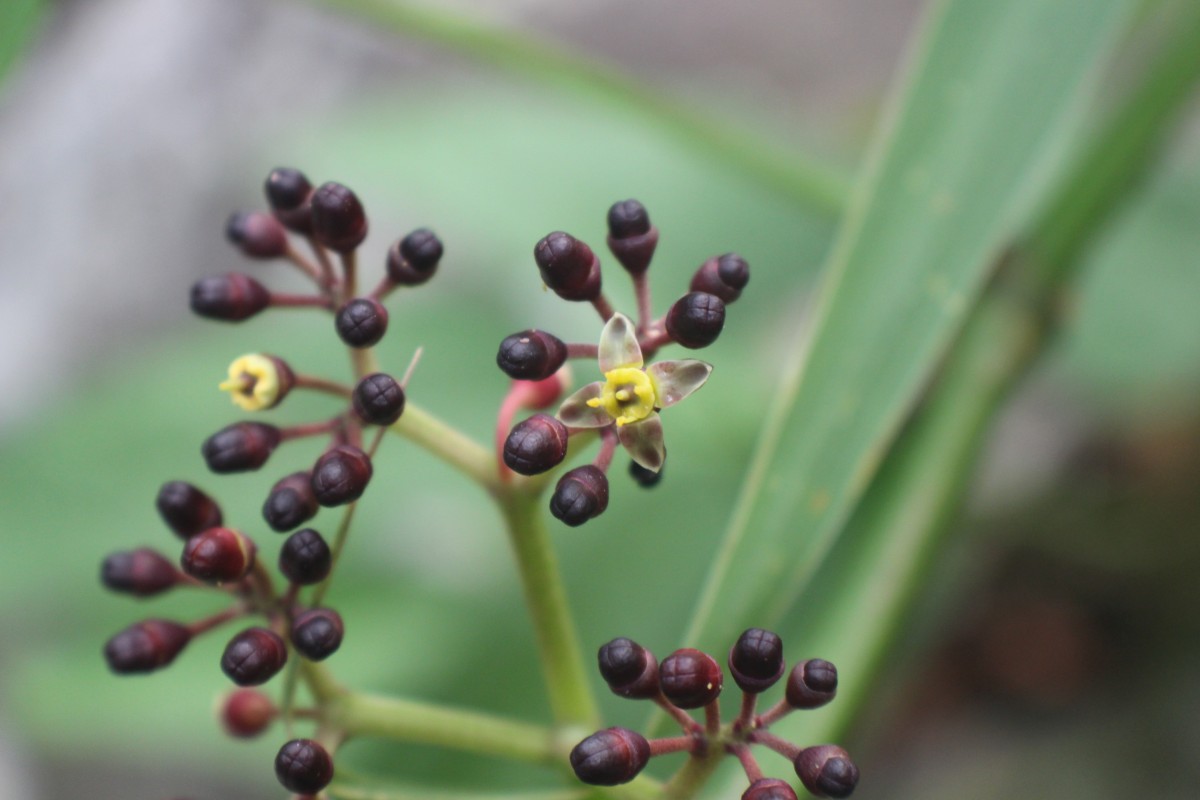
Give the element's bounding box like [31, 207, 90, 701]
[391, 401, 500, 490]
[310, 499, 361, 607]
[661, 750, 724, 800]
[306, 0, 850, 214]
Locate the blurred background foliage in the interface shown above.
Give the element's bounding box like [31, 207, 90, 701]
[0, 1, 1197, 798]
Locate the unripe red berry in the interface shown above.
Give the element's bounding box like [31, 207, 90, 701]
[660, 648, 723, 709]
[265, 167, 314, 233]
[729, 628, 785, 694]
[794, 745, 859, 798]
[690, 253, 750, 303]
[549, 465, 609, 526]
[629, 459, 663, 488]
[597, 637, 660, 699]
[569, 727, 650, 786]
[743, 779, 798, 800]
[386, 228, 444, 285]
[496, 330, 568, 381]
[534, 231, 601, 301]
[156, 480, 224, 540]
[201, 422, 281, 473]
[190, 273, 271, 322]
[605, 199, 658, 275]
[221, 627, 288, 686]
[291, 608, 344, 661]
[785, 658, 838, 709]
[311, 445, 373, 506]
[225, 211, 288, 259]
[335, 297, 389, 348]
[352, 373, 406, 426]
[275, 738, 334, 794]
[220, 688, 276, 738]
[180, 527, 256, 584]
[101, 548, 180, 597]
[666, 291, 725, 349]
[279, 528, 332, 585]
[104, 619, 191, 674]
[311, 182, 367, 252]
[262, 471, 319, 533]
[502, 414, 569, 475]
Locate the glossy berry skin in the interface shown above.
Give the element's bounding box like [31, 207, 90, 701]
[496, 329, 568, 381]
[743, 779, 799, 800]
[275, 738, 334, 794]
[666, 291, 726, 349]
[265, 167, 314, 233]
[279, 528, 332, 585]
[155, 480, 223, 539]
[220, 688, 276, 738]
[353, 373, 406, 425]
[729, 628, 785, 693]
[629, 460, 663, 488]
[785, 658, 838, 709]
[660, 648, 723, 709]
[225, 211, 288, 259]
[104, 619, 191, 674]
[262, 471, 319, 533]
[534, 231, 601, 301]
[311, 445, 373, 507]
[201, 422, 281, 473]
[597, 637, 660, 699]
[190, 273, 271, 321]
[221, 627, 288, 686]
[690, 253, 750, 303]
[180, 527, 256, 584]
[569, 727, 650, 786]
[503, 414, 569, 475]
[794, 745, 859, 798]
[550, 465, 609, 526]
[386, 228, 444, 285]
[607, 199, 651, 238]
[605, 199, 658, 275]
[291, 608, 344, 661]
[101, 548, 179, 597]
[335, 298, 389, 348]
[310, 181, 367, 252]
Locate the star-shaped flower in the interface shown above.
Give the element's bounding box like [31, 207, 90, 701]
[556, 314, 711, 471]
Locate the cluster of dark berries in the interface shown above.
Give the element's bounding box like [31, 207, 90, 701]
[496, 199, 749, 526]
[570, 630, 858, 798]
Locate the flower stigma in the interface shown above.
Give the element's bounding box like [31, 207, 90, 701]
[219, 354, 280, 411]
[588, 366, 657, 426]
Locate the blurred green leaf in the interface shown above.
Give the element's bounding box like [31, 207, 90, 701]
[0, 0, 44, 86]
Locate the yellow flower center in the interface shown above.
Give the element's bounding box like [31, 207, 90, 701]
[586, 367, 658, 426]
[219, 354, 280, 411]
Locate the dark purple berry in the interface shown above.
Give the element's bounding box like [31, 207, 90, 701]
[496, 330, 568, 381]
[156, 480, 223, 539]
[311, 181, 367, 252]
[597, 637, 659, 699]
[279, 529, 332, 585]
[262, 472, 319, 533]
[794, 745, 859, 798]
[785, 658, 838, 709]
[310, 445, 373, 506]
[221, 627, 288, 686]
[717, 253, 750, 290]
[660, 648, 723, 709]
[385, 228, 443, 285]
[190, 273, 271, 321]
[729, 628, 785, 693]
[220, 688, 276, 739]
[629, 460, 663, 488]
[502, 414, 569, 475]
[534, 231, 601, 301]
[352, 373, 406, 425]
[569, 727, 650, 786]
[743, 779, 799, 800]
[101, 548, 179, 597]
[605, 199, 658, 275]
[549, 465, 609, 526]
[666, 291, 725, 349]
[607, 199, 651, 239]
[104, 619, 191, 674]
[291, 608, 344, 661]
[335, 297, 388, 348]
[225, 211, 288, 259]
[201, 422, 281, 473]
[180, 527, 256, 584]
[265, 167, 314, 233]
[275, 739, 334, 794]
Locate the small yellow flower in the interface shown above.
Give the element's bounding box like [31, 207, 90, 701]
[219, 354, 291, 411]
[587, 366, 657, 426]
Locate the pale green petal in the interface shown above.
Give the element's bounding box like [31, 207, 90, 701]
[598, 313, 643, 372]
[647, 360, 712, 408]
[619, 414, 665, 471]
[556, 382, 611, 428]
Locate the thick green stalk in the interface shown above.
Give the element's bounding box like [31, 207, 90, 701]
[391, 401, 500, 490]
[307, 0, 849, 214]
